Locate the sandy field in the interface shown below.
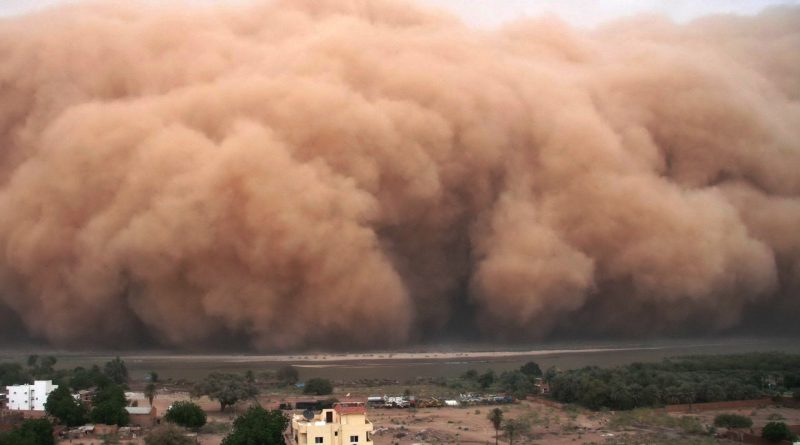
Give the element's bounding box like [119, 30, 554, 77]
[57, 391, 800, 445]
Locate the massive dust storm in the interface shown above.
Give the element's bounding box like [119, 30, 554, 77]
[0, 0, 798, 350]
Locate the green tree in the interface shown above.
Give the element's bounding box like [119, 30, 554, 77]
[519, 362, 542, 378]
[478, 370, 496, 389]
[104, 357, 128, 385]
[194, 373, 258, 412]
[90, 384, 129, 426]
[501, 418, 530, 445]
[762, 422, 796, 443]
[0, 419, 54, 445]
[487, 407, 503, 445]
[713, 414, 753, 429]
[148, 371, 159, 383]
[303, 378, 333, 395]
[45, 385, 87, 426]
[165, 401, 207, 429]
[793, 388, 800, 401]
[222, 406, 288, 445]
[0, 363, 30, 386]
[498, 371, 534, 399]
[144, 424, 194, 445]
[543, 366, 558, 383]
[277, 366, 299, 385]
[145, 383, 157, 406]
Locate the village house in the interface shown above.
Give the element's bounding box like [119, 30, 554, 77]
[290, 402, 373, 445]
[125, 405, 158, 428]
[5, 380, 58, 411]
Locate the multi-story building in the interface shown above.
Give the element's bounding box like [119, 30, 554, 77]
[290, 403, 373, 445]
[5, 381, 58, 411]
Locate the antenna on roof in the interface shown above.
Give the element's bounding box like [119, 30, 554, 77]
[303, 409, 314, 420]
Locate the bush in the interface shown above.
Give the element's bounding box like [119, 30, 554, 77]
[713, 414, 752, 429]
[303, 378, 333, 395]
[165, 401, 207, 429]
[762, 422, 796, 443]
[0, 419, 54, 445]
[222, 406, 288, 445]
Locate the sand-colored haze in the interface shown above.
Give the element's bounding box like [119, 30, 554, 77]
[0, 0, 798, 350]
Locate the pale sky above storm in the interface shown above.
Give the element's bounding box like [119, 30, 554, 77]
[1, 0, 799, 27]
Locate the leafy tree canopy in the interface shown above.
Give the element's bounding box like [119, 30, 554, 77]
[104, 357, 128, 385]
[222, 406, 288, 445]
[90, 384, 129, 426]
[520, 362, 542, 378]
[45, 385, 87, 427]
[0, 419, 54, 445]
[478, 370, 496, 389]
[194, 373, 258, 412]
[303, 378, 333, 396]
[498, 371, 535, 399]
[762, 422, 797, 443]
[165, 401, 207, 429]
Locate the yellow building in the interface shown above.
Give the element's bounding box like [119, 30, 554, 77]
[290, 403, 374, 445]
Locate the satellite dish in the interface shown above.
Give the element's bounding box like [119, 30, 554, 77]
[303, 409, 314, 420]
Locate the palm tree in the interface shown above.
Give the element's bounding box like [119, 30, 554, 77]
[144, 383, 157, 406]
[488, 408, 503, 445]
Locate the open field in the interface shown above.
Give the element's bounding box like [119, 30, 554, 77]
[56, 390, 800, 445]
[5, 338, 799, 382]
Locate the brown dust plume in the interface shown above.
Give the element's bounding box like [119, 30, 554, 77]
[0, 0, 798, 350]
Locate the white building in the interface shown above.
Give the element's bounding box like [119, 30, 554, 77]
[290, 403, 374, 445]
[5, 380, 58, 411]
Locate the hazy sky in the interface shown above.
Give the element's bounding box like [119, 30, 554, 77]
[1, 0, 798, 27]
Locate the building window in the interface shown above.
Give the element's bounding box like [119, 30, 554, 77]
[350, 436, 359, 442]
[315, 438, 323, 444]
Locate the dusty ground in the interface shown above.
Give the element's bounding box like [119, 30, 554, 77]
[692, 405, 800, 433]
[55, 390, 800, 445]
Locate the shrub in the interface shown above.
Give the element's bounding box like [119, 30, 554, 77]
[164, 401, 207, 429]
[713, 414, 752, 429]
[762, 422, 796, 443]
[303, 378, 333, 395]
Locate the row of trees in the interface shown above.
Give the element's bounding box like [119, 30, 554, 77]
[144, 405, 287, 445]
[0, 355, 129, 390]
[713, 415, 799, 443]
[458, 361, 546, 398]
[45, 381, 130, 426]
[190, 371, 334, 411]
[549, 353, 800, 410]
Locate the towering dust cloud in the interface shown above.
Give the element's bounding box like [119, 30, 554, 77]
[0, 0, 798, 350]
